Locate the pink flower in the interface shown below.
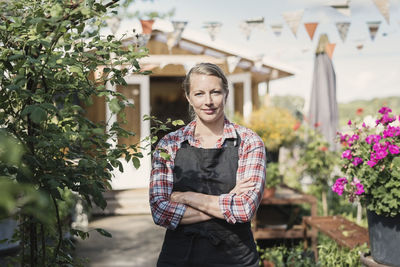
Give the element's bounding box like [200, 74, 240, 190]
[332, 177, 348, 196]
[362, 122, 367, 128]
[379, 107, 392, 114]
[341, 150, 352, 160]
[367, 160, 378, 167]
[374, 149, 388, 160]
[388, 144, 400, 154]
[352, 157, 363, 166]
[366, 135, 382, 144]
[354, 183, 364, 195]
[348, 120, 352, 126]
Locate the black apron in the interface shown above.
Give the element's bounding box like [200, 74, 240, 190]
[157, 135, 259, 267]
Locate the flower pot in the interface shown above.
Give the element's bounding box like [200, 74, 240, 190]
[262, 259, 275, 267]
[367, 210, 400, 267]
[263, 187, 276, 199]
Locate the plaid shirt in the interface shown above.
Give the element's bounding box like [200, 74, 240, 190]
[149, 118, 266, 230]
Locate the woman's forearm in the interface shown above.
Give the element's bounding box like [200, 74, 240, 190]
[180, 206, 213, 224]
[172, 192, 224, 219]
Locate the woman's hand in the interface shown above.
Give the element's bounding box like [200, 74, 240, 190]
[229, 177, 255, 195]
[170, 191, 186, 203]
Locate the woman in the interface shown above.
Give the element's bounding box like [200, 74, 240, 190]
[150, 63, 266, 267]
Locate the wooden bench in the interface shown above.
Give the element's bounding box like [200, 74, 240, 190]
[302, 216, 369, 261]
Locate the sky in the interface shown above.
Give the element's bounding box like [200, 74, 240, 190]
[125, 0, 400, 105]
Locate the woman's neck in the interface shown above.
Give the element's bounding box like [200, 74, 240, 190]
[194, 117, 225, 148]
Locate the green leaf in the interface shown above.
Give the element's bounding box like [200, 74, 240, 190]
[95, 228, 112, 238]
[109, 98, 121, 114]
[172, 120, 185, 126]
[132, 157, 140, 169]
[30, 107, 47, 123]
[160, 152, 170, 161]
[50, 4, 63, 18]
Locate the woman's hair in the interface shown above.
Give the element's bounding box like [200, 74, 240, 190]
[182, 63, 229, 119]
[182, 63, 229, 97]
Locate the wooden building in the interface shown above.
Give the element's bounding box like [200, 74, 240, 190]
[87, 23, 294, 214]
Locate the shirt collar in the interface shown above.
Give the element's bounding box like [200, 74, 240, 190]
[182, 117, 237, 146]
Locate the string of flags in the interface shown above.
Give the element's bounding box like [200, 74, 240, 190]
[136, 0, 394, 55]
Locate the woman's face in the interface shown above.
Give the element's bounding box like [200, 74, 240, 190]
[186, 74, 227, 125]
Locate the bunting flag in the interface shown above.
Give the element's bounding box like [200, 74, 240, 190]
[304, 22, 319, 40]
[335, 22, 351, 42]
[356, 44, 364, 50]
[270, 24, 283, 37]
[134, 33, 151, 47]
[329, 0, 351, 17]
[282, 9, 304, 37]
[166, 21, 188, 53]
[239, 17, 265, 41]
[367, 21, 381, 41]
[140, 19, 154, 35]
[325, 43, 336, 59]
[226, 56, 241, 73]
[372, 0, 390, 24]
[239, 22, 252, 40]
[203, 22, 222, 41]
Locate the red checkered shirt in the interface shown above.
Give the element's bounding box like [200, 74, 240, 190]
[149, 118, 266, 230]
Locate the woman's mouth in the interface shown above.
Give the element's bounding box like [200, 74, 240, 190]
[203, 109, 216, 115]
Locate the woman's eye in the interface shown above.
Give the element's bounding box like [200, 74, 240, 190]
[212, 91, 222, 95]
[194, 93, 203, 96]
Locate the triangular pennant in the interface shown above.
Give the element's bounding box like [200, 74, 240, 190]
[140, 19, 154, 35]
[356, 44, 364, 50]
[270, 24, 283, 37]
[134, 33, 151, 47]
[325, 43, 336, 59]
[367, 21, 381, 41]
[166, 21, 188, 53]
[335, 22, 351, 42]
[239, 21, 252, 40]
[245, 17, 266, 31]
[372, 0, 390, 24]
[304, 22, 318, 40]
[226, 56, 241, 73]
[282, 9, 304, 37]
[329, 0, 351, 17]
[203, 22, 222, 41]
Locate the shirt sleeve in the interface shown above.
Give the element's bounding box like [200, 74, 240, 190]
[218, 134, 266, 224]
[149, 137, 187, 230]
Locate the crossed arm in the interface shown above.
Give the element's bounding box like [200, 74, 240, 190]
[171, 177, 256, 224]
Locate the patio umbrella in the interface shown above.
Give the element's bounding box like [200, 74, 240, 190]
[308, 34, 339, 151]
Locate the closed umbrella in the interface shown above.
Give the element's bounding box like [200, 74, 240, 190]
[308, 34, 339, 151]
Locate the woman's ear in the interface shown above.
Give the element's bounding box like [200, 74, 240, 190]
[224, 90, 229, 102]
[186, 93, 192, 105]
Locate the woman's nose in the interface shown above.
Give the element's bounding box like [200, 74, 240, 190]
[205, 93, 213, 105]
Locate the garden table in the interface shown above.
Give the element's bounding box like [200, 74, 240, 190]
[252, 185, 318, 248]
[302, 215, 369, 261]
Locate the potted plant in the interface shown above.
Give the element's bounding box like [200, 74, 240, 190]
[258, 246, 285, 267]
[332, 107, 400, 266]
[247, 106, 298, 163]
[264, 162, 282, 198]
[299, 127, 338, 216]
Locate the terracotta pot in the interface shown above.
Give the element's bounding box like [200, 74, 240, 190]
[263, 187, 276, 199]
[263, 259, 275, 267]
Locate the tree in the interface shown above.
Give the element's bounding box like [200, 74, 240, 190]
[0, 0, 150, 265]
